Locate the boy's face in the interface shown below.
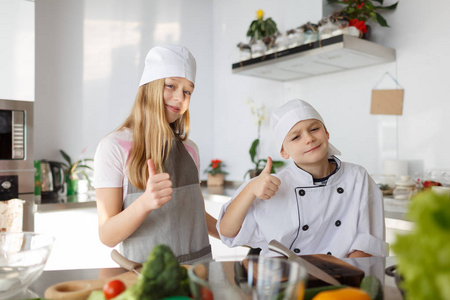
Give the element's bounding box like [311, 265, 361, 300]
[280, 119, 330, 166]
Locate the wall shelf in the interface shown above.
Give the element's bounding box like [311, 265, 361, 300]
[231, 35, 396, 81]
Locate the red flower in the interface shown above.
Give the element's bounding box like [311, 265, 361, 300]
[357, 3, 364, 9]
[349, 19, 367, 34]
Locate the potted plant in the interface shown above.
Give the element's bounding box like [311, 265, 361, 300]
[327, 0, 399, 38]
[204, 159, 228, 187]
[59, 149, 93, 195]
[245, 99, 284, 179]
[246, 9, 278, 56]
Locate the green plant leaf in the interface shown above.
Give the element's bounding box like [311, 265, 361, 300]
[58, 162, 70, 170]
[272, 160, 285, 168]
[77, 164, 93, 171]
[69, 161, 79, 175]
[375, 12, 389, 27]
[249, 139, 259, 165]
[60, 149, 72, 166]
[374, 2, 398, 10]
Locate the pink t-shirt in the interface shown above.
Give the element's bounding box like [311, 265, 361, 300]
[94, 128, 201, 200]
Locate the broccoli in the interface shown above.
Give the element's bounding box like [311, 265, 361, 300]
[114, 244, 190, 300]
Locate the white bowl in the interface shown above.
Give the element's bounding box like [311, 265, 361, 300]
[0, 232, 54, 299]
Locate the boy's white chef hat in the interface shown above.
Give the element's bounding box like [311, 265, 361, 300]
[139, 45, 197, 87]
[270, 99, 341, 156]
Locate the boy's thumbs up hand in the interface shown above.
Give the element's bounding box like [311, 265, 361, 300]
[262, 156, 273, 174]
[249, 157, 281, 200]
[144, 159, 173, 210]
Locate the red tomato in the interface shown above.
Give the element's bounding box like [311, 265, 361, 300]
[103, 279, 126, 299]
[200, 287, 214, 300]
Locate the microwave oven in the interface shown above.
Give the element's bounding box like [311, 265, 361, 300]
[0, 99, 35, 231]
[1, 103, 27, 160]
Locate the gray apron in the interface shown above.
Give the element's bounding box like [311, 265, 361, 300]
[120, 139, 212, 264]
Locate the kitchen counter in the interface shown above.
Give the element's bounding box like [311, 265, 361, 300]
[23, 256, 402, 300]
[33, 181, 242, 213]
[34, 181, 412, 223]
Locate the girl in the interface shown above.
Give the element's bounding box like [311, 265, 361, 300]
[94, 45, 218, 264]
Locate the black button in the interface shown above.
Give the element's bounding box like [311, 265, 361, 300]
[327, 252, 332, 255]
[299, 189, 306, 196]
[337, 187, 344, 194]
[335, 220, 341, 227]
[302, 225, 309, 231]
[293, 248, 301, 253]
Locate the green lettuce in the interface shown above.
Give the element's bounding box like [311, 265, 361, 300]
[391, 190, 450, 300]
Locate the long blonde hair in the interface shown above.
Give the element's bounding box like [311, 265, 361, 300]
[120, 79, 190, 190]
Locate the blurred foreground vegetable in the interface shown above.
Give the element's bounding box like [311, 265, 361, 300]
[88, 244, 189, 300]
[392, 191, 450, 300]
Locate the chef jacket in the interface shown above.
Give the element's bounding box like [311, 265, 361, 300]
[217, 157, 388, 258]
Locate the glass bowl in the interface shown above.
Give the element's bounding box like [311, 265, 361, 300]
[0, 232, 54, 299]
[188, 255, 307, 300]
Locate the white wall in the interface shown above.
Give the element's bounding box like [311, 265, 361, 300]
[212, 0, 450, 180]
[34, 0, 214, 173]
[0, 0, 34, 101]
[33, 0, 450, 182]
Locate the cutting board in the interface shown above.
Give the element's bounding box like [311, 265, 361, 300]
[301, 254, 365, 288]
[44, 268, 140, 300]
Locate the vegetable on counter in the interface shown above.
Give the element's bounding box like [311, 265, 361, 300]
[103, 279, 127, 299]
[359, 276, 383, 300]
[392, 190, 450, 300]
[311, 287, 370, 300]
[88, 244, 190, 300]
[304, 275, 383, 300]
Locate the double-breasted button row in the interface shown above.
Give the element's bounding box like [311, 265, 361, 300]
[300, 221, 341, 232]
[298, 187, 345, 197]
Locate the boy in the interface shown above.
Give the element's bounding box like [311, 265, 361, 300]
[218, 99, 388, 258]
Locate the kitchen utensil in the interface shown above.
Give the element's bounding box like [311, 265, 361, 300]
[111, 249, 142, 276]
[268, 239, 341, 286]
[385, 265, 405, 298]
[40, 160, 65, 200]
[44, 268, 138, 300]
[188, 255, 306, 300]
[0, 232, 54, 299]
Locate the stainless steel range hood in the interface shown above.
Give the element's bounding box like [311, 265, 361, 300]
[232, 35, 396, 81]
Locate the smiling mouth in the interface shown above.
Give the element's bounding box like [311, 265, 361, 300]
[305, 145, 321, 153]
[166, 105, 180, 113]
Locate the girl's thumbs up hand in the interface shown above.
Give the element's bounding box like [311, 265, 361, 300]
[143, 159, 173, 210]
[248, 157, 281, 200]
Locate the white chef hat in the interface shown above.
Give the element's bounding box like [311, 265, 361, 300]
[270, 99, 341, 156]
[139, 45, 197, 87]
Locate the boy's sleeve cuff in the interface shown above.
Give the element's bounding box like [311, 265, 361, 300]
[350, 233, 389, 257]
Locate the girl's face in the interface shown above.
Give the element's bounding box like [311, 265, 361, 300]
[163, 77, 194, 123]
[280, 119, 330, 167]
